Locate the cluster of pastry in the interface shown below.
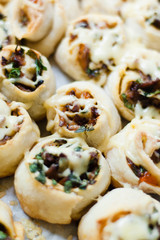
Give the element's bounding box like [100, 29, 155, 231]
[0, 0, 159, 240]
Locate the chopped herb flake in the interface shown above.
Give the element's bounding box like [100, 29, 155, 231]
[35, 172, 46, 184]
[35, 57, 47, 76]
[75, 125, 94, 133]
[26, 49, 37, 59]
[35, 152, 42, 160]
[0, 231, 7, 240]
[64, 180, 72, 193]
[74, 146, 83, 152]
[52, 179, 57, 185]
[121, 93, 134, 110]
[8, 68, 21, 78]
[29, 163, 38, 173]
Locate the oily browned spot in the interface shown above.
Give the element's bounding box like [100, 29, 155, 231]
[77, 44, 90, 72]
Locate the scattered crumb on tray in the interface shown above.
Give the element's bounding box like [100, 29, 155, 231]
[67, 235, 73, 240]
[10, 200, 18, 206]
[21, 219, 46, 240]
[0, 191, 6, 198]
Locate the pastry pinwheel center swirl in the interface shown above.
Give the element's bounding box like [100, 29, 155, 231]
[0, 99, 23, 145]
[1, 46, 47, 92]
[69, 17, 124, 81]
[120, 69, 160, 111]
[100, 208, 160, 240]
[28, 138, 100, 193]
[56, 88, 101, 132]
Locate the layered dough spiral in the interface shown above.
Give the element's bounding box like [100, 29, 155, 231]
[121, 0, 160, 51]
[0, 5, 16, 48]
[106, 47, 160, 121]
[0, 200, 24, 240]
[55, 14, 126, 86]
[0, 95, 40, 177]
[45, 82, 121, 152]
[106, 118, 160, 195]
[14, 134, 111, 224]
[8, 0, 66, 57]
[0, 45, 56, 120]
[78, 188, 160, 240]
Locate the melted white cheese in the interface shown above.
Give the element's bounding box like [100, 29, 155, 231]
[70, 16, 125, 65]
[0, 99, 23, 141]
[103, 214, 159, 240]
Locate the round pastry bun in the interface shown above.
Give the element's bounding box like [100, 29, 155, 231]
[45, 81, 121, 152]
[14, 134, 111, 224]
[78, 188, 160, 240]
[106, 118, 160, 195]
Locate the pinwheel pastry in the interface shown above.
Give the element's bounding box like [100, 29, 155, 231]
[0, 45, 56, 120]
[45, 82, 121, 152]
[106, 118, 160, 195]
[0, 5, 16, 49]
[78, 188, 160, 240]
[55, 14, 126, 86]
[8, 0, 66, 57]
[121, 0, 160, 51]
[0, 94, 40, 177]
[106, 47, 160, 121]
[14, 134, 111, 224]
[0, 200, 24, 240]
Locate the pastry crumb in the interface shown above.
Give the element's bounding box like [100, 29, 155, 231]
[67, 235, 73, 240]
[21, 219, 45, 240]
[10, 200, 18, 206]
[0, 191, 6, 198]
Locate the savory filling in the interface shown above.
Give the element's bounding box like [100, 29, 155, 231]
[0, 224, 12, 240]
[127, 158, 158, 185]
[29, 138, 100, 193]
[120, 69, 160, 111]
[1, 46, 47, 92]
[57, 88, 100, 132]
[102, 208, 160, 240]
[19, 9, 30, 27]
[69, 18, 124, 82]
[0, 99, 24, 145]
[0, 12, 12, 49]
[151, 148, 160, 164]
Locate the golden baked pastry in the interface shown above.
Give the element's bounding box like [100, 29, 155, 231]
[0, 45, 56, 120]
[0, 200, 24, 240]
[55, 14, 126, 86]
[8, 0, 66, 57]
[45, 81, 121, 152]
[78, 188, 160, 240]
[14, 134, 111, 224]
[105, 47, 160, 121]
[0, 94, 40, 177]
[106, 118, 160, 194]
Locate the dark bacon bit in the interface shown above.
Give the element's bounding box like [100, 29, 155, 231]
[150, 18, 160, 29]
[75, 19, 90, 29]
[127, 158, 158, 186]
[122, 70, 160, 109]
[46, 164, 59, 179]
[91, 107, 100, 119]
[54, 139, 67, 146]
[0, 13, 5, 20]
[14, 83, 34, 92]
[67, 88, 93, 99]
[0, 135, 12, 146]
[151, 149, 160, 164]
[1, 56, 8, 66]
[69, 34, 78, 43]
[59, 116, 66, 127]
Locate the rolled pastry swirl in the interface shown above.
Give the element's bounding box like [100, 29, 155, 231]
[14, 134, 111, 224]
[9, 0, 66, 57]
[106, 47, 160, 121]
[0, 94, 40, 177]
[45, 82, 121, 152]
[78, 188, 160, 240]
[0, 45, 56, 120]
[121, 0, 160, 51]
[106, 118, 160, 195]
[0, 200, 24, 240]
[55, 14, 126, 86]
[0, 5, 16, 48]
